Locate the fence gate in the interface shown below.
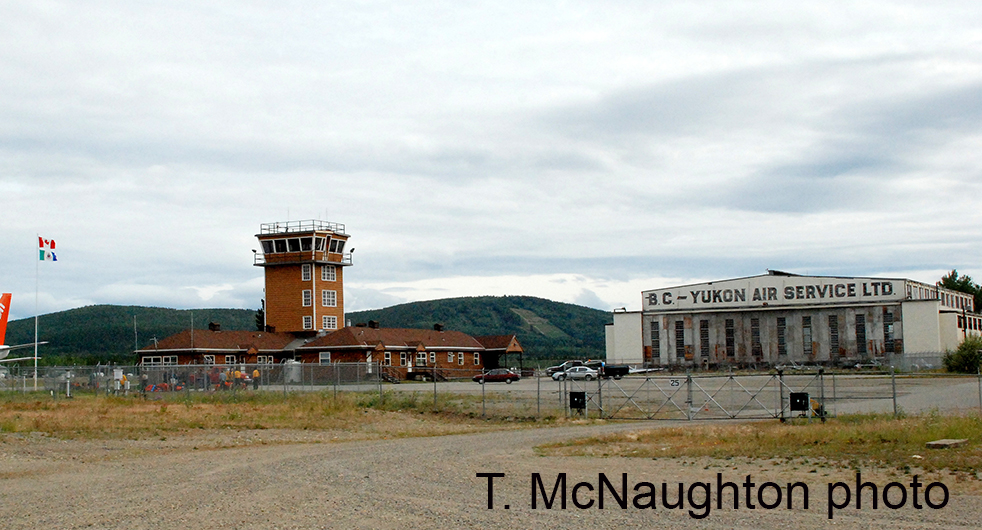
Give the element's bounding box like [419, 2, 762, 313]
[567, 372, 828, 421]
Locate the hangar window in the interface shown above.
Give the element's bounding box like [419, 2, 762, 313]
[883, 310, 894, 354]
[802, 316, 813, 356]
[751, 318, 762, 359]
[699, 320, 710, 358]
[724, 319, 735, 358]
[856, 314, 867, 355]
[650, 321, 660, 359]
[829, 315, 839, 356]
[675, 321, 685, 360]
[777, 317, 787, 357]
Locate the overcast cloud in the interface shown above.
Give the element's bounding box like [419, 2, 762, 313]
[2, 1, 981, 320]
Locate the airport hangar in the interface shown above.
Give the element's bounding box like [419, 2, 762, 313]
[605, 270, 981, 370]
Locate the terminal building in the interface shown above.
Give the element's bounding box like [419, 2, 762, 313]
[606, 270, 980, 370]
[136, 219, 523, 379]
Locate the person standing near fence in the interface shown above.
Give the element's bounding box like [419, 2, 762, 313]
[219, 370, 227, 390]
[252, 368, 260, 390]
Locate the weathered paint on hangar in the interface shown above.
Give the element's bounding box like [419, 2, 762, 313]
[642, 276, 905, 312]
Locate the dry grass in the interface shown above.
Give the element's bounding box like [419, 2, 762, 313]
[539, 413, 982, 475]
[0, 390, 533, 440]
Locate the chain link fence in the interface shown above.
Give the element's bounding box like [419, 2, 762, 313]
[1, 363, 980, 421]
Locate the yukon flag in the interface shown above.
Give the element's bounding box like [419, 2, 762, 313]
[39, 236, 57, 261]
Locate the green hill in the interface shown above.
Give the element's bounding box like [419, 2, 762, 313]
[5, 305, 257, 365]
[4, 296, 611, 365]
[347, 296, 610, 361]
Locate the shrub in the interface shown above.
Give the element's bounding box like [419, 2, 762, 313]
[942, 335, 982, 373]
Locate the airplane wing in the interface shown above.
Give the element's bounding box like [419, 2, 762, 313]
[0, 356, 41, 363]
[2, 341, 48, 353]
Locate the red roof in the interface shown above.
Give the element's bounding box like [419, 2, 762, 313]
[137, 329, 297, 353]
[301, 327, 485, 350]
[475, 335, 521, 351]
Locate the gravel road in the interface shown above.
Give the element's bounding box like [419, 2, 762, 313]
[1, 419, 979, 530]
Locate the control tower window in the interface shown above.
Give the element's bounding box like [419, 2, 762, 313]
[261, 241, 274, 254]
[288, 238, 301, 252]
[315, 237, 326, 251]
[274, 239, 287, 253]
[329, 239, 345, 253]
[301, 237, 313, 251]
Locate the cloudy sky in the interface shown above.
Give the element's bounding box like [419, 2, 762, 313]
[3, 1, 981, 320]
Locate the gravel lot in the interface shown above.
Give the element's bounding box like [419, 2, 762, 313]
[1, 417, 979, 530]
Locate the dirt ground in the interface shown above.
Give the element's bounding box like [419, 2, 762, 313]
[1, 420, 980, 530]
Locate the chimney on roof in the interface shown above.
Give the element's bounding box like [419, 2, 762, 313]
[208, 322, 221, 332]
[355, 322, 367, 327]
[368, 320, 380, 329]
[433, 323, 444, 332]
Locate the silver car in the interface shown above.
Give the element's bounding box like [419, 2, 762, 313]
[552, 366, 599, 381]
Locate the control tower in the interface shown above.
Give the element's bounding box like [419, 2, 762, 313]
[254, 220, 352, 334]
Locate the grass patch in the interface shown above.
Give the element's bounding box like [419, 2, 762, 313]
[538, 413, 982, 474]
[0, 389, 537, 440]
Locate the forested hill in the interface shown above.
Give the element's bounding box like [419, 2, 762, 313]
[347, 296, 610, 361]
[5, 305, 256, 364]
[4, 296, 612, 364]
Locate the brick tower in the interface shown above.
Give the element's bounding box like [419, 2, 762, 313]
[254, 220, 351, 334]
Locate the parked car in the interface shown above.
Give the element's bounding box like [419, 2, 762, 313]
[546, 360, 584, 376]
[853, 359, 883, 370]
[552, 366, 599, 381]
[473, 368, 521, 384]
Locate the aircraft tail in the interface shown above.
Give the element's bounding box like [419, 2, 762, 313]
[0, 293, 10, 346]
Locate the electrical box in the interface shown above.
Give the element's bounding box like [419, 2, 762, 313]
[570, 391, 586, 410]
[789, 392, 809, 412]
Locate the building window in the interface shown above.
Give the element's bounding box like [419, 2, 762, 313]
[883, 310, 895, 354]
[751, 317, 762, 359]
[301, 264, 312, 281]
[303, 316, 313, 330]
[448, 352, 454, 363]
[856, 314, 867, 355]
[675, 321, 685, 360]
[725, 319, 735, 358]
[474, 352, 480, 365]
[224, 355, 236, 364]
[329, 239, 345, 253]
[829, 315, 839, 357]
[699, 320, 710, 358]
[802, 316, 813, 356]
[650, 320, 660, 359]
[430, 352, 436, 364]
[777, 317, 787, 357]
[399, 352, 407, 366]
[256, 355, 273, 364]
[203, 355, 215, 365]
[458, 353, 465, 365]
[384, 352, 391, 366]
[319, 352, 331, 364]
[322, 290, 337, 307]
[416, 352, 427, 365]
[302, 290, 312, 307]
[322, 315, 337, 330]
[321, 265, 336, 282]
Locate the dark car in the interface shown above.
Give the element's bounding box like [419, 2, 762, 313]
[473, 368, 521, 384]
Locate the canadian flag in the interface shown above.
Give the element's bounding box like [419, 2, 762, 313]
[39, 236, 57, 261]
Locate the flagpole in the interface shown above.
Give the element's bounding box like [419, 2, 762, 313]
[34, 234, 39, 391]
